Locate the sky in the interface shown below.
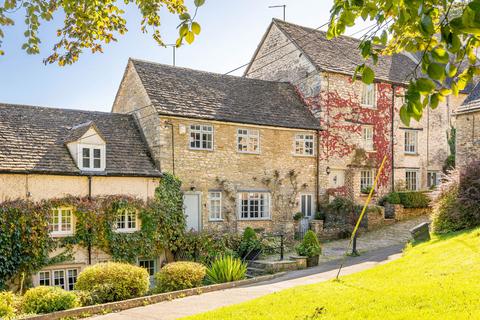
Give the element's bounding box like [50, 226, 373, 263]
[0, 0, 370, 112]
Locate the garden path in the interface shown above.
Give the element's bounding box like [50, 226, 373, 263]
[89, 217, 428, 320]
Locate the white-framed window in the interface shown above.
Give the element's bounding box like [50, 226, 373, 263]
[208, 191, 222, 221]
[238, 192, 271, 220]
[138, 259, 156, 276]
[360, 170, 373, 191]
[38, 271, 50, 286]
[427, 171, 440, 188]
[237, 128, 260, 154]
[300, 194, 315, 218]
[362, 125, 374, 151]
[49, 208, 73, 236]
[404, 130, 418, 154]
[406, 170, 419, 191]
[361, 83, 376, 107]
[189, 124, 213, 150]
[294, 134, 315, 156]
[79, 145, 104, 171]
[115, 209, 137, 232]
[39, 268, 78, 290]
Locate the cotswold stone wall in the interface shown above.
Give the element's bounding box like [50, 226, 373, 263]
[456, 110, 480, 171]
[156, 116, 318, 234]
[246, 23, 462, 200]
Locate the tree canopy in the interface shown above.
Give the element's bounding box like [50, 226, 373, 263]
[0, 0, 204, 65]
[328, 0, 480, 125]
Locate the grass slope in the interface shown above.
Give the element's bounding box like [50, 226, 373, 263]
[186, 229, 480, 320]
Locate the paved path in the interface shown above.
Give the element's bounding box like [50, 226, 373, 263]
[90, 244, 404, 320]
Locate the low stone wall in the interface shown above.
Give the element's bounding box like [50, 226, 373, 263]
[395, 206, 431, 221]
[25, 273, 286, 320]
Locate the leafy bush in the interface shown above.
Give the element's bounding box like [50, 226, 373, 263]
[154, 261, 206, 293]
[74, 262, 149, 303]
[205, 256, 247, 284]
[73, 290, 94, 307]
[175, 231, 241, 265]
[432, 165, 480, 233]
[296, 230, 322, 257]
[379, 192, 429, 208]
[238, 227, 262, 258]
[293, 212, 304, 221]
[314, 211, 325, 220]
[0, 291, 16, 319]
[23, 286, 78, 314]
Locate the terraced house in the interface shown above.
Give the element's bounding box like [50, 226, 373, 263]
[245, 19, 468, 200]
[112, 59, 321, 234]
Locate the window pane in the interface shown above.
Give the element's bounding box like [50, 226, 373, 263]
[139, 260, 155, 276]
[67, 269, 77, 291]
[39, 271, 50, 286]
[190, 125, 213, 150]
[53, 270, 65, 289]
[82, 148, 90, 168]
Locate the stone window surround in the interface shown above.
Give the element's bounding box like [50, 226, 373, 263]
[294, 133, 315, 156]
[300, 193, 315, 218]
[404, 129, 418, 155]
[79, 143, 106, 171]
[208, 191, 223, 221]
[189, 124, 214, 151]
[405, 170, 419, 191]
[237, 128, 260, 154]
[49, 207, 74, 237]
[237, 191, 271, 220]
[361, 125, 374, 151]
[360, 170, 374, 191]
[360, 83, 376, 108]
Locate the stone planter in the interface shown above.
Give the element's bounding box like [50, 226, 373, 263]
[306, 255, 319, 268]
[290, 255, 307, 269]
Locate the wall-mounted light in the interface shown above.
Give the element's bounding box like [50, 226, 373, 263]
[190, 185, 196, 192]
[326, 166, 331, 175]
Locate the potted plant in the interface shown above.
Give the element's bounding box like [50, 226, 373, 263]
[238, 227, 262, 261]
[296, 230, 322, 267]
[293, 212, 304, 221]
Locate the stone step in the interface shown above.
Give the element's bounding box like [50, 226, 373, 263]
[246, 266, 269, 277]
[248, 261, 267, 269]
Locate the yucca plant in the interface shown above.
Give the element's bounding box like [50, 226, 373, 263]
[205, 255, 247, 284]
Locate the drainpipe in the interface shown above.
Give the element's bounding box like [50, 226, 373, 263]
[316, 129, 320, 210]
[87, 176, 92, 265]
[391, 85, 396, 192]
[164, 121, 175, 175]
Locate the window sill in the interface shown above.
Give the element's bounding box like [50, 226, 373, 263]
[293, 154, 315, 158]
[237, 151, 261, 155]
[208, 219, 224, 222]
[404, 152, 419, 156]
[238, 218, 272, 221]
[188, 148, 214, 152]
[50, 232, 74, 238]
[360, 104, 376, 109]
[113, 229, 138, 233]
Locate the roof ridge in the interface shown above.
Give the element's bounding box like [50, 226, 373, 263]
[129, 58, 291, 85]
[0, 102, 131, 118]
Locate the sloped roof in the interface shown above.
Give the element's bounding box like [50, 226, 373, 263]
[64, 121, 105, 143]
[0, 103, 161, 177]
[458, 81, 480, 114]
[262, 19, 417, 85]
[130, 59, 321, 130]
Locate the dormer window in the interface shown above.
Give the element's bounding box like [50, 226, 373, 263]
[65, 121, 107, 172]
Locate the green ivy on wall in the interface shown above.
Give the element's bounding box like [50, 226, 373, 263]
[0, 173, 186, 291]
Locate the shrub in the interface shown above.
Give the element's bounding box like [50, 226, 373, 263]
[0, 291, 16, 319]
[238, 227, 262, 258]
[293, 212, 304, 221]
[314, 211, 325, 220]
[432, 166, 480, 233]
[74, 262, 149, 303]
[22, 286, 78, 314]
[205, 256, 247, 284]
[296, 230, 322, 257]
[379, 192, 402, 206]
[154, 261, 206, 293]
[398, 192, 430, 208]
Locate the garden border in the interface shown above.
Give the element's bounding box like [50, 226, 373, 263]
[25, 272, 286, 320]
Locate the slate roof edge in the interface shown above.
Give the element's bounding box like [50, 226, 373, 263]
[271, 19, 412, 86]
[155, 112, 323, 131]
[0, 169, 163, 178]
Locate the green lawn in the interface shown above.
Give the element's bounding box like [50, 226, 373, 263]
[185, 229, 480, 320]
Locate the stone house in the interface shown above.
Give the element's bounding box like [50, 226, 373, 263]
[112, 59, 321, 234]
[0, 103, 162, 289]
[456, 82, 480, 171]
[245, 19, 467, 201]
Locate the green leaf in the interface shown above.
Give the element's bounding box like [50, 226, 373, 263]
[451, 82, 459, 96]
[362, 66, 374, 84]
[416, 78, 436, 94]
[179, 13, 191, 21]
[194, 0, 205, 7]
[427, 63, 445, 81]
[400, 105, 410, 126]
[185, 31, 195, 44]
[446, 63, 458, 77]
[191, 22, 201, 35]
[420, 15, 434, 35]
[429, 93, 440, 109]
[432, 47, 449, 64]
[179, 24, 188, 37]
